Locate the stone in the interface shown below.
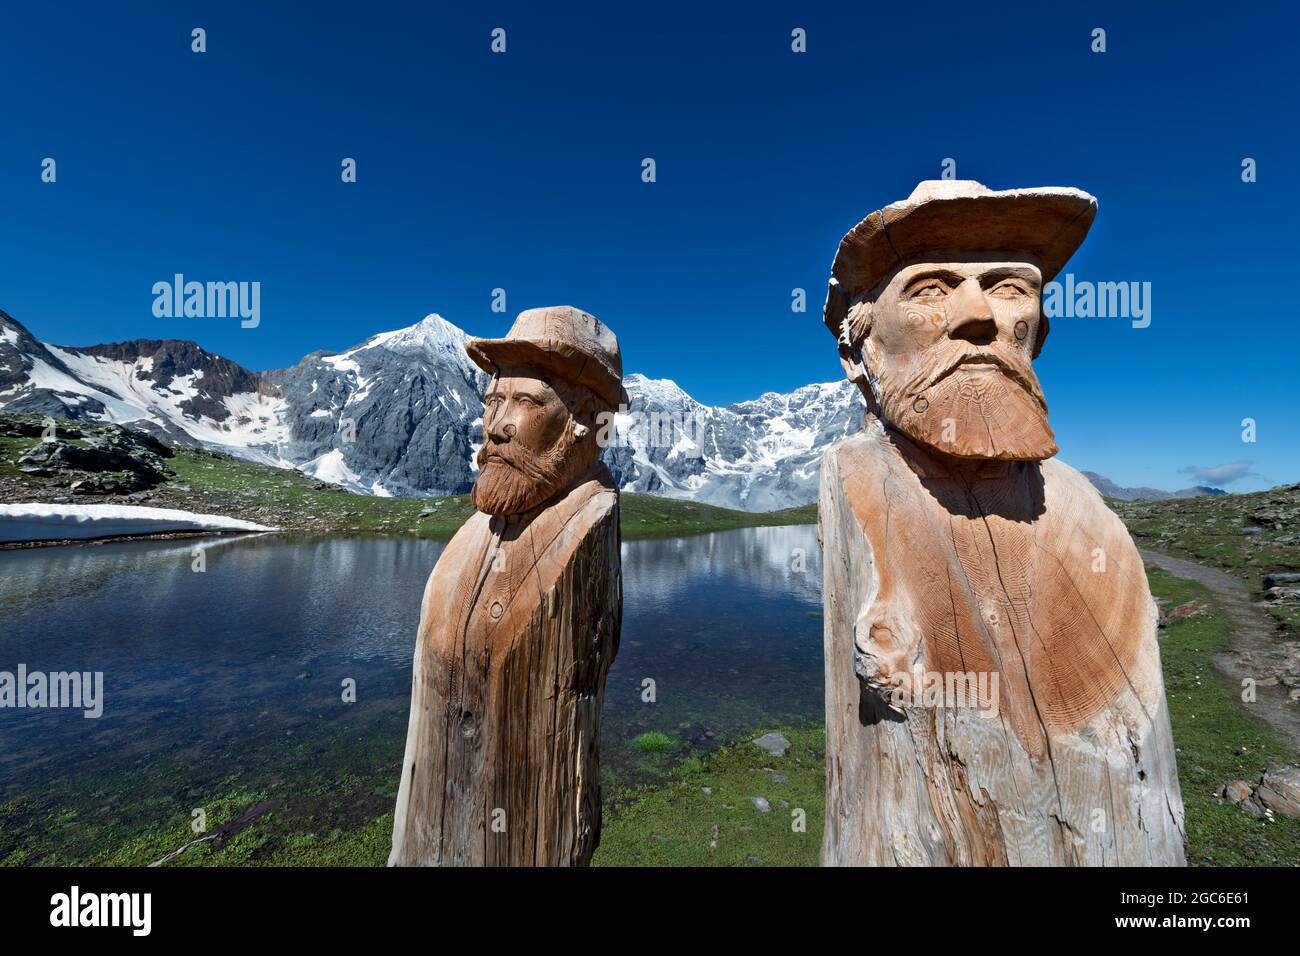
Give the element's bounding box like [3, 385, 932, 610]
[752, 732, 791, 757]
[1238, 798, 1266, 819]
[751, 797, 772, 813]
[818, 181, 1184, 867]
[1256, 766, 1300, 818]
[389, 307, 624, 868]
[1221, 780, 1253, 804]
[1167, 600, 1206, 622]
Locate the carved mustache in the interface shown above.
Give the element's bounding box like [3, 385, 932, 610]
[477, 433, 573, 485]
[478, 440, 533, 472]
[918, 346, 1042, 402]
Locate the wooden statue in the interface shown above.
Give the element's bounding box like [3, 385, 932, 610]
[389, 306, 625, 867]
[819, 181, 1186, 865]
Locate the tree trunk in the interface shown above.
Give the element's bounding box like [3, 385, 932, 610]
[819, 427, 1185, 866]
[389, 477, 621, 866]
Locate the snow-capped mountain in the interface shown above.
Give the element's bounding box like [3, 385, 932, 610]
[1, 307, 866, 509]
[0, 309, 487, 497]
[607, 375, 863, 511]
[261, 315, 486, 496]
[0, 309, 290, 456]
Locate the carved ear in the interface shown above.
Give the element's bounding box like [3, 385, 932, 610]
[844, 301, 872, 348]
[1033, 308, 1049, 359]
[838, 302, 873, 389]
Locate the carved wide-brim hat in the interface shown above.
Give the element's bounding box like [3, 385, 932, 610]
[466, 305, 627, 410]
[823, 180, 1098, 341]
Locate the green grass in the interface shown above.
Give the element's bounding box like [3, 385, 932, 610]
[633, 732, 675, 753]
[619, 496, 816, 539]
[1115, 486, 1300, 636]
[0, 433, 40, 481]
[1149, 567, 1300, 865]
[87, 789, 395, 867]
[594, 726, 825, 867]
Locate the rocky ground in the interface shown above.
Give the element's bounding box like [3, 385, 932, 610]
[1117, 486, 1300, 733]
[1115, 486, 1300, 636]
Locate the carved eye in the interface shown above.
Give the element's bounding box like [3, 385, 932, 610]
[913, 282, 947, 298]
[989, 282, 1031, 299]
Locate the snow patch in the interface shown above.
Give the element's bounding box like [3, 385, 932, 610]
[0, 503, 276, 543]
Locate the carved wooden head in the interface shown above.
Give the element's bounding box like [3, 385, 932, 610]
[840, 253, 1057, 461]
[472, 368, 602, 517]
[465, 306, 623, 517]
[824, 181, 1097, 461]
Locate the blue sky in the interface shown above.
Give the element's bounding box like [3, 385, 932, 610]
[1, 1, 1295, 492]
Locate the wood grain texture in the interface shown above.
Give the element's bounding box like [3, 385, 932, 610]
[820, 417, 1185, 865]
[389, 467, 621, 866]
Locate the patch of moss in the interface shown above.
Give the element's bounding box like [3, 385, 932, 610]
[633, 732, 675, 753]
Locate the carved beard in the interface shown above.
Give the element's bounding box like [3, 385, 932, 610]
[472, 426, 591, 517]
[869, 343, 1058, 461]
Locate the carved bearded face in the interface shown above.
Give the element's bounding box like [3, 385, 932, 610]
[845, 255, 1057, 461]
[472, 369, 600, 517]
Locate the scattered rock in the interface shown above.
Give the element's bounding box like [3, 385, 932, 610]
[752, 732, 790, 757]
[1160, 600, 1207, 626]
[1249, 512, 1285, 530]
[1257, 766, 1300, 817]
[770, 772, 788, 784]
[1218, 766, 1300, 819]
[1238, 797, 1266, 818]
[15, 421, 173, 493]
[1220, 780, 1252, 803]
[751, 796, 771, 813]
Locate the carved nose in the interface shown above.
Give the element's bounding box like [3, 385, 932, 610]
[485, 412, 512, 442]
[948, 281, 998, 346]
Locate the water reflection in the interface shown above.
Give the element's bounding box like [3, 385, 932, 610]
[0, 525, 824, 849]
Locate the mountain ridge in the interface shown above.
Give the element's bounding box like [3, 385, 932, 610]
[0, 308, 1225, 509]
